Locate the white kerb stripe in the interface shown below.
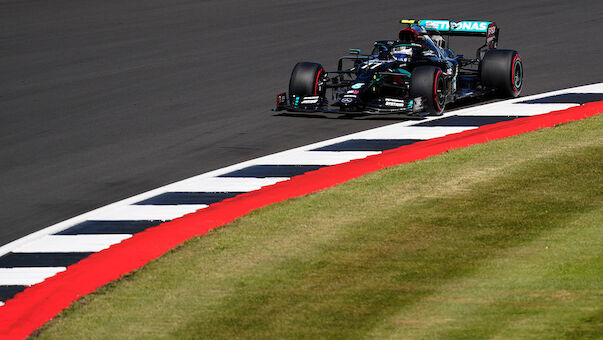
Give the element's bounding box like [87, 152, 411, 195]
[356, 126, 476, 140]
[14, 235, 132, 253]
[455, 103, 577, 116]
[86, 204, 207, 221]
[257, 151, 379, 165]
[167, 177, 289, 192]
[0, 267, 66, 285]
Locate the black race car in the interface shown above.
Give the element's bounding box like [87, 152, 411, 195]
[274, 19, 523, 116]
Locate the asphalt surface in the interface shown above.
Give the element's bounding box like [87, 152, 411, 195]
[1, 0, 602, 246]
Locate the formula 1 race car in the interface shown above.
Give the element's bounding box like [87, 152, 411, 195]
[274, 19, 523, 116]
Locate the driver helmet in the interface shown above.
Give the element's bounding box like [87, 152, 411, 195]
[392, 45, 413, 61]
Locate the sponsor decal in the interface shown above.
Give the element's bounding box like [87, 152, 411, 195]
[413, 96, 424, 111]
[385, 98, 407, 108]
[486, 23, 497, 47]
[423, 20, 445, 30]
[455, 21, 489, 31]
[351, 83, 365, 89]
[347, 90, 360, 94]
[276, 93, 287, 106]
[421, 20, 490, 33]
[340, 97, 354, 104]
[487, 25, 496, 36]
[300, 96, 320, 105]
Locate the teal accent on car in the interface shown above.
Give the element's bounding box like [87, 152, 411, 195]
[391, 69, 411, 76]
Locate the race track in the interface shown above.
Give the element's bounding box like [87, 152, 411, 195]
[1, 0, 602, 246]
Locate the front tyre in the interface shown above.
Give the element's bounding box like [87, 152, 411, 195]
[410, 66, 446, 116]
[289, 62, 325, 98]
[481, 49, 523, 98]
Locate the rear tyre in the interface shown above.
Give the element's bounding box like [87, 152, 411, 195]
[289, 62, 325, 98]
[480, 49, 523, 98]
[410, 65, 446, 116]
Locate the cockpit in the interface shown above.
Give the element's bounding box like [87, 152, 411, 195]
[371, 28, 444, 61]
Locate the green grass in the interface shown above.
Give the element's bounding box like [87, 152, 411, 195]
[35, 116, 602, 339]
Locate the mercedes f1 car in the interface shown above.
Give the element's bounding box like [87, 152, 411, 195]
[274, 19, 523, 116]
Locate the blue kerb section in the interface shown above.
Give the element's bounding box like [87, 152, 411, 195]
[135, 192, 245, 205]
[56, 220, 162, 235]
[0, 285, 27, 302]
[312, 139, 422, 152]
[218, 165, 325, 178]
[414, 115, 520, 127]
[0, 252, 93, 267]
[517, 93, 603, 104]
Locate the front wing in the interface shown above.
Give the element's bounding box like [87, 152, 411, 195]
[274, 93, 429, 116]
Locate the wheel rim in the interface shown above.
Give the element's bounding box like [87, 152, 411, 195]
[314, 69, 325, 95]
[512, 56, 523, 93]
[434, 70, 445, 111]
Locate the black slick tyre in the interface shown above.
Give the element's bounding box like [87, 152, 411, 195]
[410, 65, 446, 116]
[480, 49, 523, 98]
[289, 62, 325, 98]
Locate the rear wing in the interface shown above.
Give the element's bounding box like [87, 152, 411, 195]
[401, 19, 498, 48]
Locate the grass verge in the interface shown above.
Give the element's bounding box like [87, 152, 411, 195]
[35, 116, 602, 339]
